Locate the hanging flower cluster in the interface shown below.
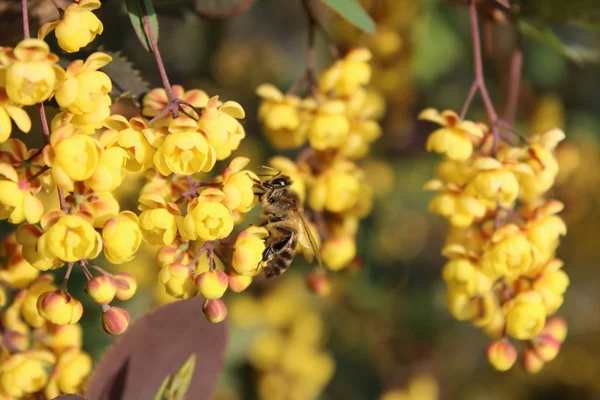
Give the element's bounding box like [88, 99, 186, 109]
[422, 108, 569, 373]
[256, 47, 383, 290]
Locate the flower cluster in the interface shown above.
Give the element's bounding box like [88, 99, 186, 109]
[229, 277, 335, 400]
[422, 108, 569, 373]
[379, 373, 439, 400]
[0, 272, 92, 398]
[256, 47, 383, 287]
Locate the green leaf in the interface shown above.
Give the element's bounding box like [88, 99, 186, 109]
[154, 355, 196, 400]
[125, 0, 159, 52]
[321, 0, 376, 34]
[518, 20, 600, 65]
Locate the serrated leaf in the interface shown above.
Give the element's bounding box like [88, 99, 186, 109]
[321, 0, 376, 34]
[125, 0, 160, 52]
[87, 297, 227, 400]
[154, 355, 196, 400]
[97, 48, 150, 98]
[519, 20, 600, 65]
[195, 0, 256, 18]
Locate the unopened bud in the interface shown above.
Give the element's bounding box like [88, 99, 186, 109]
[86, 275, 117, 304]
[306, 270, 331, 297]
[203, 299, 227, 323]
[522, 347, 545, 374]
[114, 272, 137, 301]
[195, 270, 228, 299]
[227, 271, 252, 293]
[102, 306, 130, 335]
[532, 334, 561, 362]
[486, 339, 517, 371]
[37, 290, 83, 325]
[541, 316, 567, 343]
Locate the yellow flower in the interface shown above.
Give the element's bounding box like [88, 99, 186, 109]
[221, 157, 258, 214]
[445, 285, 480, 322]
[0, 39, 64, 105]
[44, 124, 103, 191]
[442, 258, 492, 296]
[256, 83, 306, 149]
[103, 116, 159, 172]
[322, 236, 356, 271]
[426, 184, 487, 228]
[308, 100, 350, 150]
[480, 224, 534, 280]
[86, 146, 128, 192]
[154, 117, 216, 176]
[137, 194, 180, 246]
[54, 53, 112, 128]
[142, 85, 208, 118]
[309, 162, 360, 213]
[180, 189, 234, 241]
[486, 339, 517, 371]
[80, 191, 120, 228]
[0, 234, 39, 289]
[503, 291, 547, 340]
[39, 0, 103, 53]
[37, 290, 83, 325]
[419, 109, 484, 161]
[197, 96, 245, 159]
[525, 201, 566, 264]
[45, 324, 83, 354]
[342, 88, 383, 159]
[16, 224, 63, 271]
[319, 48, 372, 96]
[0, 350, 55, 398]
[514, 128, 565, 202]
[0, 88, 31, 143]
[37, 213, 103, 262]
[0, 163, 44, 224]
[533, 259, 569, 315]
[21, 276, 57, 327]
[232, 226, 268, 276]
[195, 270, 228, 299]
[158, 261, 196, 299]
[102, 211, 142, 264]
[464, 157, 523, 206]
[44, 349, 92, 399]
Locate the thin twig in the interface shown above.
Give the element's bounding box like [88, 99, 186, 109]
[28, 165, 50, 182]
[21, 0, 30, 39]
[58, 189, 68, 213]
[49, 0, 65, 14]
[79, 261, 93, 281]
[503, 32, 523, 125]
[60, 262, 74, 291]
[86, 261, 112, 277]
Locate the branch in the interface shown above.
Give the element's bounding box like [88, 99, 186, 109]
[503, 31, 523, 125]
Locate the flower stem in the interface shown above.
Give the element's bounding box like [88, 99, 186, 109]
[60, 262, 74, 291]
[504, 36, 523, 125]
[21, 0, 30, 39]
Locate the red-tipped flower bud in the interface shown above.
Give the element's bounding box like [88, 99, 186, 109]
[486, 339, 517, 371]
[522, 347, 545, 374]
[541, 316, 568, 343]
[532, 334, 561, 362]
[114, 272, 137, 301]
[102, 306, 130, 335]
[37, 290, 83, 325]
[86, 275, 117, 304]
[195, 270, 228, 299]
[203, 299, 227, 323]
[306, 270, 331, 297]
[227, 271, 252, 293]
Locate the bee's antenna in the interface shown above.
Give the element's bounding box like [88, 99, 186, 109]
[258, 165, 281, 176]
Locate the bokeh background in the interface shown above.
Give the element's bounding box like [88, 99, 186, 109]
[8, 0, 600, 398]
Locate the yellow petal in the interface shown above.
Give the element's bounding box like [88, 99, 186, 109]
[77, 0, 102, 11]
[418, 108, 446, 125]
[37, 21, 59, 40]
[81, 52, 112, 73]
[5, 106, 31, 133]
[220, 101, 245, 119]
[255, 83, 283, 101]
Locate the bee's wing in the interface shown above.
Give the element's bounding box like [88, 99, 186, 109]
[294, 210, 323, 269]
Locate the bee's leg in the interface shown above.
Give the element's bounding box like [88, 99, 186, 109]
[258, 217, 285, 227]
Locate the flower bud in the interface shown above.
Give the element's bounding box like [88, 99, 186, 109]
[114, 272, 137, 301]
[102, 306, 130, 335]
[541, 316, 567, 343]
[85, 275, 117, 304]
[531, 334, 561, 362]
[321, 236, 356, 271]
[195, 270, 228, 300]
[522, 347, 545, 374]
[306, 270, 331, 297]
[37, 291, 83, 325]
[3, 330, 29, 352]
[203, 299, 227, 323]
[486, 339, 517, 371]
[227, 271, 252, 293]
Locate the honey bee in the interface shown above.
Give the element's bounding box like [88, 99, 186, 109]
[253, 168, 322, 278]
